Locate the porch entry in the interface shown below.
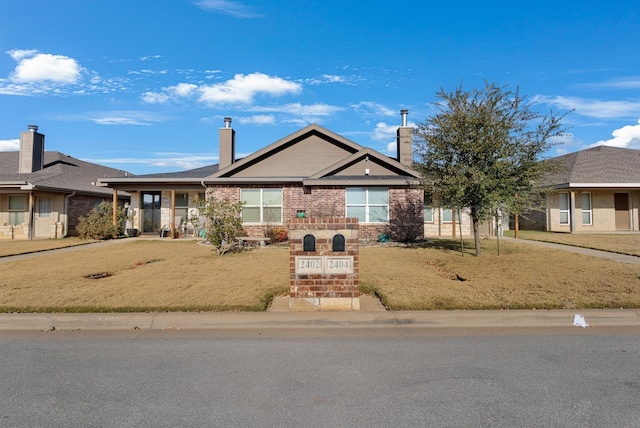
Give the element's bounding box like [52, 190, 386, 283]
[142, 192, 161, 233]
[34, 197, 51, 238]
[614, 193, 630, 230]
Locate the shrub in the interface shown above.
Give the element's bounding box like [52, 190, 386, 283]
[195, 196, 244, 255]
[265, 226, 288, 243]
[76, 201, 126, 240]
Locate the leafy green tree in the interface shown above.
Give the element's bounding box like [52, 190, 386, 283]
[414, 81, 568, 256]
[195, 195, 244, 256]
[76, 201, 126, 240]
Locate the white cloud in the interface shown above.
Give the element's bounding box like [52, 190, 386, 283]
[9, 50, 82, 83]
[387, 142, 397, 154]
[8, 49, 38, 61]
[590, 119, 640, 149]
[238, 115, 275, 125]
[372, 122, 399, 141]
[140, 55, 162, 61]
[84, 152, 218, 171]
[304, 74, 348, 85]
[0, 138, 19, 151]
[534, 95, 640, 119]
[87, 111, 164, 126]
[171, 83, 198, 97]
[352, 101, 396, 118]
[141, 83, 198, 104]
[574, 77, 640, 90]
[198, 73, 301, 104]
[141, 92, 170, 104]
[249, 103, 342, 117]
[194, 0, 262, 18]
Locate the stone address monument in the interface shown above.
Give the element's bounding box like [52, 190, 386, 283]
[288, 217, 359, 310]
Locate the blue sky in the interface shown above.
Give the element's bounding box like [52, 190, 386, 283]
[1, 0, 639, 174]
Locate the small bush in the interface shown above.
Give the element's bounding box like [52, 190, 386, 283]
[265, 226, 288, 243]
[76, 201, 126, 240]
[195, 196, 244, 255]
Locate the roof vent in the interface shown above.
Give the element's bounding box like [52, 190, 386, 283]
[223, 117, 232, 128]
[28, 124, 39, 132]
[400, 109, 408, 127]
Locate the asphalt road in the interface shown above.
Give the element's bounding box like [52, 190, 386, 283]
[2, 329, 639, 427]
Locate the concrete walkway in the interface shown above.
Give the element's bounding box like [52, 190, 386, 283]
[498, 236, 640, 264]
[1, 308, 639, 331]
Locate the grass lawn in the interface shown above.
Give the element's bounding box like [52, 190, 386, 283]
[1, 237, 639, 312]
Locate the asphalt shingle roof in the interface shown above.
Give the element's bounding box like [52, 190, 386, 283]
[0, 151, 131, 196]
[548, 146, 640, 185]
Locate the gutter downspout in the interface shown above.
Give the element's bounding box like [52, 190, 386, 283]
[64, 191, 76, 237]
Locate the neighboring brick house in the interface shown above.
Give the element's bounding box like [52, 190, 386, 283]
[98, 112, 429, 241]
[544, 146, 640, 232]
[0, 125, 130, 240]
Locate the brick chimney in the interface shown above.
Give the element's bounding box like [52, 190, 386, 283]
[396, 109, 412, 167]
[19, 125, 45, 173]
[219, 117, 235, 169]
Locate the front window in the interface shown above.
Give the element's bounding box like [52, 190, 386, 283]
[442, 208, 460, 223]
[424, 192, 434, 223]
[175, 193, 189, 225]
[39, 198, 50, 217]
[9, 195, 26, 225]
[581, 192, 592, 225]
[559, 193, 570, 225]
[346, 188, 389, 223]
[241, 189, 282, 223]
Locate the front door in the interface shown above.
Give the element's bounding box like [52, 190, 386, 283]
[34, 197, 51, 238]
[142, 192, 161, 233]
[614, 193, 630, 230]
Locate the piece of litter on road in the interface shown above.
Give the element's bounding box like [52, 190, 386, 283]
[573, 314, 589, 328]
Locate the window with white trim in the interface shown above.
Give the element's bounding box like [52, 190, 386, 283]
[9, 195, 26, 225]
[241, 189, 282, 224]
[581, 192, 592, 225]
[346, 188, 389, 223]
[559, 193, 570, 225]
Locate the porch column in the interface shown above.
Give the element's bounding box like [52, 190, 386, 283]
[112, 189, 118, 229]
[569, 191, 576, 233]
[171, 190, 176, 239]
[28, 192, 35, 240]
[451, 206, 457, 238]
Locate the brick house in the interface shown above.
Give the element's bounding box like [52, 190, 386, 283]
[544, 146, 640, 232]
[98, 111, 430, 241]
[0, 125, 130, 240]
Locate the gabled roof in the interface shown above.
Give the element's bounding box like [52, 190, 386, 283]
[304, 147, 420, 186]
[547, 146, 640, 188]
[0, 151, 130, 196]
[98, 123, 419, 189]
[208, 123, 364, 180]
[205, 123, 419, 185]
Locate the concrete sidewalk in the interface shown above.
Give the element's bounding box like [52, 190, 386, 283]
[498, 236, 640, 264]
[1, 307, 639, 332]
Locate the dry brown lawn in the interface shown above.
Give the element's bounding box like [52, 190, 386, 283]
[1, 237, 640, 312]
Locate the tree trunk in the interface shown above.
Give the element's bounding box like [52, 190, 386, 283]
[514, 212, 520, 239]
[472, 216, 481, 257]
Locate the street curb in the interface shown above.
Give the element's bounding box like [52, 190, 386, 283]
[0, 309, 639, 331]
